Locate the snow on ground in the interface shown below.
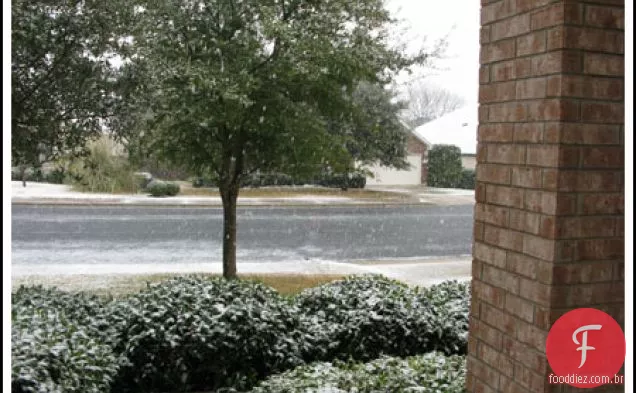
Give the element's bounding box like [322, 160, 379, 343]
[11, 181, 360, 205]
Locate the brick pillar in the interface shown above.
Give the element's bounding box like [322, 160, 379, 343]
[468, 1, 624, 392]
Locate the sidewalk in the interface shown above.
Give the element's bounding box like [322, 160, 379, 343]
[11, 182, 475, 207]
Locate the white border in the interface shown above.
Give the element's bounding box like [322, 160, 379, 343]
[3, 0, 12, 390]
[623, 0, 633, 390]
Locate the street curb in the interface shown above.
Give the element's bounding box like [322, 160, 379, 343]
[11, 198, 437, 208]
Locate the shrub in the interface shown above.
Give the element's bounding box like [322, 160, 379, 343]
[295, 275, 442, 362]
[109, 276, 306, 393]
[457, 169, 475, 190]
[146, 180, 168, 197]
[316, 172, 366, 190]
[248, 352, 466, 393]
[427, 144, 463, 188]
[66, 137, 138, 194]
[165, 182, 181, 196]
[11, 286, 120, 393]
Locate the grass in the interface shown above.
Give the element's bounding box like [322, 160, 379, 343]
[12, 273, 346, 297]
[179, 184, 409, 201]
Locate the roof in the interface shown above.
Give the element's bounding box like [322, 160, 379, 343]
[413, 105, 478, 155]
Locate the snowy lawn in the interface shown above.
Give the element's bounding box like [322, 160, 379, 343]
[12, 273, 345, 297]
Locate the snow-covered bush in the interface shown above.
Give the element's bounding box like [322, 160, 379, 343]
[109, 276, 306, 392]
[11, 286, 119, 393]
[295, 275, 470, 362]
[417, 280, 471, 355]
[247, 352, 466, 393]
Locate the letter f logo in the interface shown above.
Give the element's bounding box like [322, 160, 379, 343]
[572, 325, 602, 368]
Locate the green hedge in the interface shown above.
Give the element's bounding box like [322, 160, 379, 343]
[193, 171, 366, 190]
[248, 352, 466, 393]
[146, 180, 181, 197]
[11, 277, 471, 393]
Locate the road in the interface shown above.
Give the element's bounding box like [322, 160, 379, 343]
[11, 205, 474, 275]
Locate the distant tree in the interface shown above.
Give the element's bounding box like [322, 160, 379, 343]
[427, 145, 463, 188]
[339, 82, 411, 172]
[402, 81, 465, 128]
[135, 0, 431, 278]
[11, 0, 134, 186]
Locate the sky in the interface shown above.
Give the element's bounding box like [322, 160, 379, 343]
[386, 0, 481, 103]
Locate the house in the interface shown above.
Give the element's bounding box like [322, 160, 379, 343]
[413, 105, 478, 170]
[364, 131, 429, 186]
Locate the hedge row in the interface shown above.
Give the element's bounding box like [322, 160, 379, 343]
[193, 171, 367, 190]
[12, 276, 470, 393]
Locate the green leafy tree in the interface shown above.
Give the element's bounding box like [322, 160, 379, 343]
[340, 81, 410, 171]
[427, 144, 463, 188]
[11, 0, 134, 186]
[135, 0, 431, 278]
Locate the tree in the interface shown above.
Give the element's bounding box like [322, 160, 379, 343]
[402, 81, 465, 128]
[11, 0, 134, 186]
[134, 0, 429, 279]
[338, 81, 411, 172]
[427, 145, 463, 188]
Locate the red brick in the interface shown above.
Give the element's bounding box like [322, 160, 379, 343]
[516, 321, 548, 351]
[479, 343, 515, 377]
[481, 0, 516, 25]
[473, 279, 506, 308]
[486, 144, 526, 164]
[480, 81, 517, 103]
[526, 145, 559, 167]
[539, 215, 557, 238]
[471, 297, 481, 317]
[547, 26, 624, 53]
[584, 53, 624, 76]
[581, 194, 624, 215]
[516, 31, 546, 57]
[581, 102, 624, 123]
[468, 357, 501, 391]
[477, 164, 512, 185]
[506, 252, 538, 279]
[469, 334, 479, 356]
[576, 238, 624, 261]
[475, 221, 486, 242]
[524, 190, 558, 214]
[516, 78, 546, 100]
[514, 123, 543, 143]
[614, 261, 624, 280]
[479, 124, 514, 142]
[502, 336, 548, 375]
[509, 209, 541, 234]
[546, 123, 621, 145]
[580, 147, 624, 168]
[534, 306, 552, 330]
[531, 50, 582, 75]
[555, 240, 576, 262]
[474, 242, 508, 268]
[551, 282, 623, 307]
[488, 102, 528, 122]
[546, 75, 623, 100]
[483, 265, 520, 294]
[475, 202, 511, 226]
[484, 223, 524, 251]
[530, 2, 583, 30]
[480, 65, 491, 84]
[504, 293, 535, 322]
[481, 39, 516, 64]
[491, 14, 531, 41]
[585, 5, 625, 29]
[492, 60, 516, 81]
[558, 146, 581, 168]
[558, 217, 617, 238]
[526, 99, 580, 121]
[514, 0, 554, 13]
[476, 183, 487, 202]
[482, 303, 517, 336]
[473, 319, 504, 349]
[511, 167, 542, 188]
[481, 26, 491, 45]
[542, 168, 559, 190]
[557, 170, 622, 192]
[473, 258, 484, 280]
[514, 363, 546, 391]
[515, 57, 533, 78]
[552, 262, 615, 284]
[519, 277, 552, 305]
[479, 105, 490, 123]
[523, 233, 556, 261]
[486, 184, 525, 208]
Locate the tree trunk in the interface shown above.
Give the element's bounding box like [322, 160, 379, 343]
[220, 185, 239, 279]
[20, 165, 27, 187]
